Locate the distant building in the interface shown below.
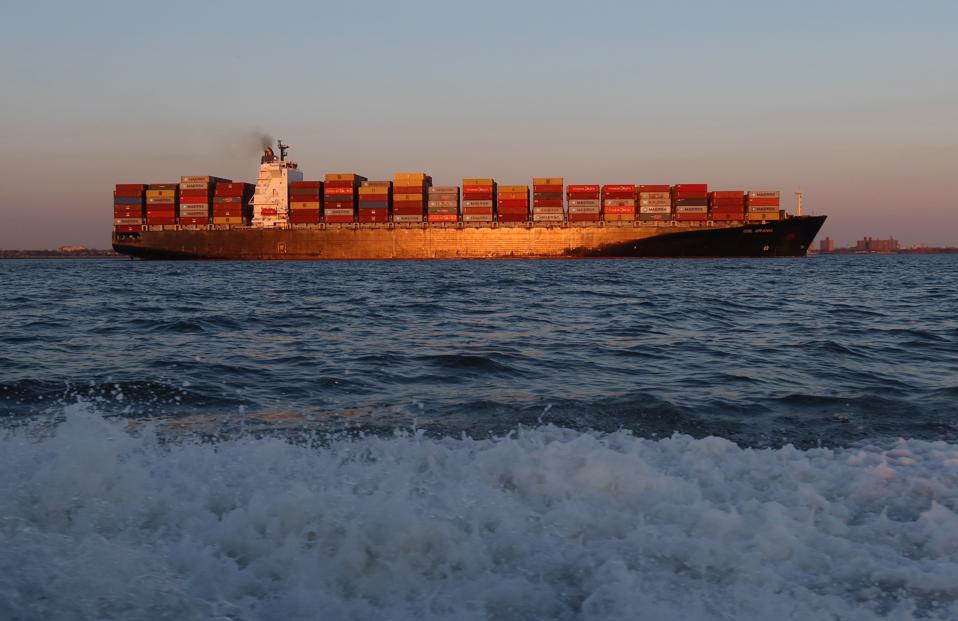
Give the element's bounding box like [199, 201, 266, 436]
[58, 246, 87, 253]
[819, 237, 835, 253]
[855, 237, 899, 253]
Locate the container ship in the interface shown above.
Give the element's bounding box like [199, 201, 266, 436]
[112, 141, 825, 260]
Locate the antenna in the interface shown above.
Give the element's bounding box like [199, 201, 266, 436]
[795, 191, 803, 217]
[277, 139, 289, 162]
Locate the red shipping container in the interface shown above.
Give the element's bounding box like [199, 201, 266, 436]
[497, 213, 528, 222]
[497, 199, 529, 208]
[638, 185, 670, 193]
[711, 197, 745, 206]
[569, 213, 600, 222]
[146, 207, 176, 216]
[673, 190, 708, 198]
[462, 184, 494, 191]
[602, 192, 634, 199]
[114, 225, 143, 233]
[114, 189, 144, 198]
[711, 191, 744, 199]
[179, 217, 209, 226]
[324, 187, 355, 195]
[567, 184, 599, 192]
[532, 184, 563, 193]
[115, 183, 145, 192]
[291, 181, 323, 189]
[289, 213, 321, 224]
[676, 213, 708, 221]
[534, 199, 563, 207]
[213, 208, 245, 217]
[393, 208, 424, 216]
[146, 216, 176, 225]
[462, 206, 494, 215]
[747, 197, 781, 206]
[497, 206, 528, 215]
[393, 185, 426, 194]
[603, 184, 636, 193]
[393, 200, 424, 208]
[113, 207, 143, 217]
[179, 189, 211, 198]
[324, 180, 356, 189]
[711, 212, 745, 221]
[428, 214, 457, 223]
[325, 215, 354, 223]
[567, 191, 600, 200]
[673, 184, 708, 192]
[215, 183, 252, 194]
[604, 205, 636, 215]
[358, 213, 389, 223]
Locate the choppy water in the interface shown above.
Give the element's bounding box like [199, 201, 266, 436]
[1, 256, 957, 619]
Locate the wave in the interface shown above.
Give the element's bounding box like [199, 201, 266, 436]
[1, 404, 956, 620]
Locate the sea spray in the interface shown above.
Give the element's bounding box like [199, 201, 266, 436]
[2, 404, 957, 620]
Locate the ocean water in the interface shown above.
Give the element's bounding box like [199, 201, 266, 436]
[1, 256, 957, 619]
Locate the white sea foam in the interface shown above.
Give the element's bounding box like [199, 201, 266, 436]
[1, 404, 957, 620]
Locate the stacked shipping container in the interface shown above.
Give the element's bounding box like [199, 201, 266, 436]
[672, 183, 709, 222]
[747, 191, 782, 221]
[428, 186, 459, 223]
[567, 184, 600, 222]
[638, 185, 671, 222]
[358, 181, 392, 223]
[213, 183, 254, 226]
[114, 184, 146, 232]
[710, 190, 745, 222]
[324, 174, 366, 223]
[146, 184, 178, 226]
[392, 173, 431, 223]
[289, 181, 323, 225]
[179, 176, 229, 226]
[532, 178, 564, 223]
[602, 184, 636, 222]
[462, 178, 496, 223]
[497, 184, 530, 223]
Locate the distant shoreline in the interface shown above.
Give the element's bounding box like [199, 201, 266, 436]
[0, 250, 122, 259]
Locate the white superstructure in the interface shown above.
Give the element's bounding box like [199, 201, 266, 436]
[252, 141, 303, 228]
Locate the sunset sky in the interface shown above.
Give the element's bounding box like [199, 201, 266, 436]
[1, 0, 956, 248]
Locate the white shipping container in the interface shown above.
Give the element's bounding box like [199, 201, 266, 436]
[428, 200, 458, 208]
[113, 218, 144, 225]
[393, 215, 424, 223]
[603, 199, 635, 207]
[640, 205, 671, 214]
[429, 186, 459, 193]
[675, 205, 708, 213]
[638, 191, 670, 200]
[747, 206, 780, 213]
[567, 199, 600, 207]
[640, 198, 671, 207]
[568, 205, 601, 214]
[324, 208, 354, 216]
[179, 182, 211, 190]
[532, 213, 564, 221]
[462, 200, 493, 208]
[532, 206, 564, 215]
[462, 214, 493, 222]
[748, 191, 780, 198]
[181, 176, 229, 184]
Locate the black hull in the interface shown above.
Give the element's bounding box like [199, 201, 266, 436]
[113, 216, 826, 260]
[573, 216, 827, 258]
